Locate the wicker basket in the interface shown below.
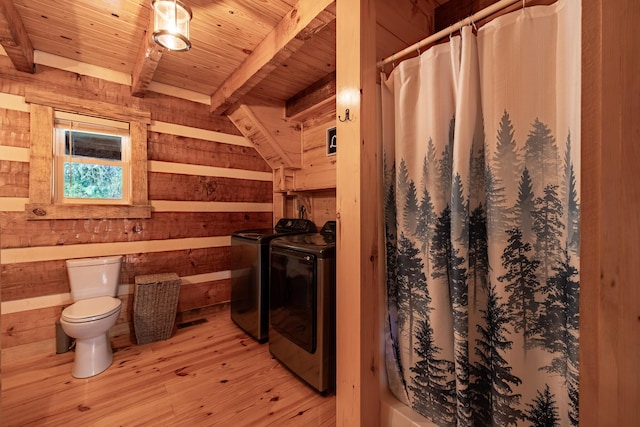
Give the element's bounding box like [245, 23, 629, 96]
[133, 273, 181, 345]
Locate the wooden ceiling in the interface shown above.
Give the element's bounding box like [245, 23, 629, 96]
[0, 0, 447, 117]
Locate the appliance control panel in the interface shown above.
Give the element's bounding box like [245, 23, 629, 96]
[274, 218, 316, 233]
[320, 221, 336, 236]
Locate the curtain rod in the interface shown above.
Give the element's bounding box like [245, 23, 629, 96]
[377, 0, 522, 68]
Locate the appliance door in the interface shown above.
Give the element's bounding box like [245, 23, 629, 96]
[269, 247, 316, 353]
[231, 236, 268, 340]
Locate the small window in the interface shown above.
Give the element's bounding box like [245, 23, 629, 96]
[53, 112, 131, 205]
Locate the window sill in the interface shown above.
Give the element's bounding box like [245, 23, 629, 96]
[25, 203, 152, 220]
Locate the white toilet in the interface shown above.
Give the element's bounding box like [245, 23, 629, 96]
[60, 255, 123, 378]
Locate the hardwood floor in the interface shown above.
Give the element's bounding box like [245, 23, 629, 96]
[1, 307, 336, 426]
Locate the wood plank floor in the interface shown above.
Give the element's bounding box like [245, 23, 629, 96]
[1, 307, 336, 426]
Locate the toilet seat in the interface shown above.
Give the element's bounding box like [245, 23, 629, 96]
[62, 296, 121, 323]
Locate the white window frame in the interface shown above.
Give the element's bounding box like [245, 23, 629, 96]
[53, 112, 132, 205]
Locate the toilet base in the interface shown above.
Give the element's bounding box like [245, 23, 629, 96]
[72, 332, 113, 378]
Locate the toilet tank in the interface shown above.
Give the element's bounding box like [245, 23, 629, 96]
[66, 255, 123, 301]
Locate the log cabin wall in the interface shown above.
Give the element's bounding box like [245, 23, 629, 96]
[0, 55, 273, 356]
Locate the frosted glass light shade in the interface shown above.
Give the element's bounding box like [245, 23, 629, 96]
[152, 0, 192, 51]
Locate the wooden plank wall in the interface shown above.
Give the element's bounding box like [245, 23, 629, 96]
[273, 104, 337, 227]
[0, 55, 273, 353]
[294, 109, 337, 191]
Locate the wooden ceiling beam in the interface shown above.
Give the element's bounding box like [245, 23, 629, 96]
[227, 103, 301, 169]
[210, 0, 336, 115]
[285, 71, 336, 120]
[0, 0, 34, 73]
[131, 9, 164, 97]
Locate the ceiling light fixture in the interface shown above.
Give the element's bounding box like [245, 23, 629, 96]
[151, 0, 192, 52]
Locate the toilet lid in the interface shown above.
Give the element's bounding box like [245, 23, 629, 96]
[62, 296, 121, 323]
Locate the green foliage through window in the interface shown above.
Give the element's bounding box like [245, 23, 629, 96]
[64, 162, 123, 199]
[54, 114, 130, 204]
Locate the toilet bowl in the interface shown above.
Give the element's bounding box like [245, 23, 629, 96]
[61, 255, 123, 378]
[61, 296, 122, 378]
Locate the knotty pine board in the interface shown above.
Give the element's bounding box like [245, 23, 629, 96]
[294, 112, 336, 190]
[0, 109, 30, 148]
[1, 211, 272, 250]
[148, 172, 273, 203]
[121, 247, 232, 284]
[1, 259, 69, 301]
[176, 278, 231, 312]
[148, 131, 271, 173]
[294, 162, 337, 191]
[0, 161, 29, 197]
[1, 305, 68, 348]
[0, 57, 240, 135]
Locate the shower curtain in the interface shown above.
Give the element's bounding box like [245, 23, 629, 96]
[382, 0, 580, 425]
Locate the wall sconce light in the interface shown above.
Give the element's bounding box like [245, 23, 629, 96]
[152, 0, 193, 52]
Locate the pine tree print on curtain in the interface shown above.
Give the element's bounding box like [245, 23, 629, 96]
[381, 0, 581, 425]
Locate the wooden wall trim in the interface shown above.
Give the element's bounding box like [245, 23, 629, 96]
[27, 104, 53, 204]
[22, 90, 152, 220]
[581, 0, 640, 425]
[24, 115, 152, 220]
[130, 121, 149, 205]
[23, 203, 152, 221]
[580, 0, 601, 423]
[336, 0, 380, 425]
[1, 236, 230, 265]
[24, 88, 151, 124]
[148, 121, 251, 148]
